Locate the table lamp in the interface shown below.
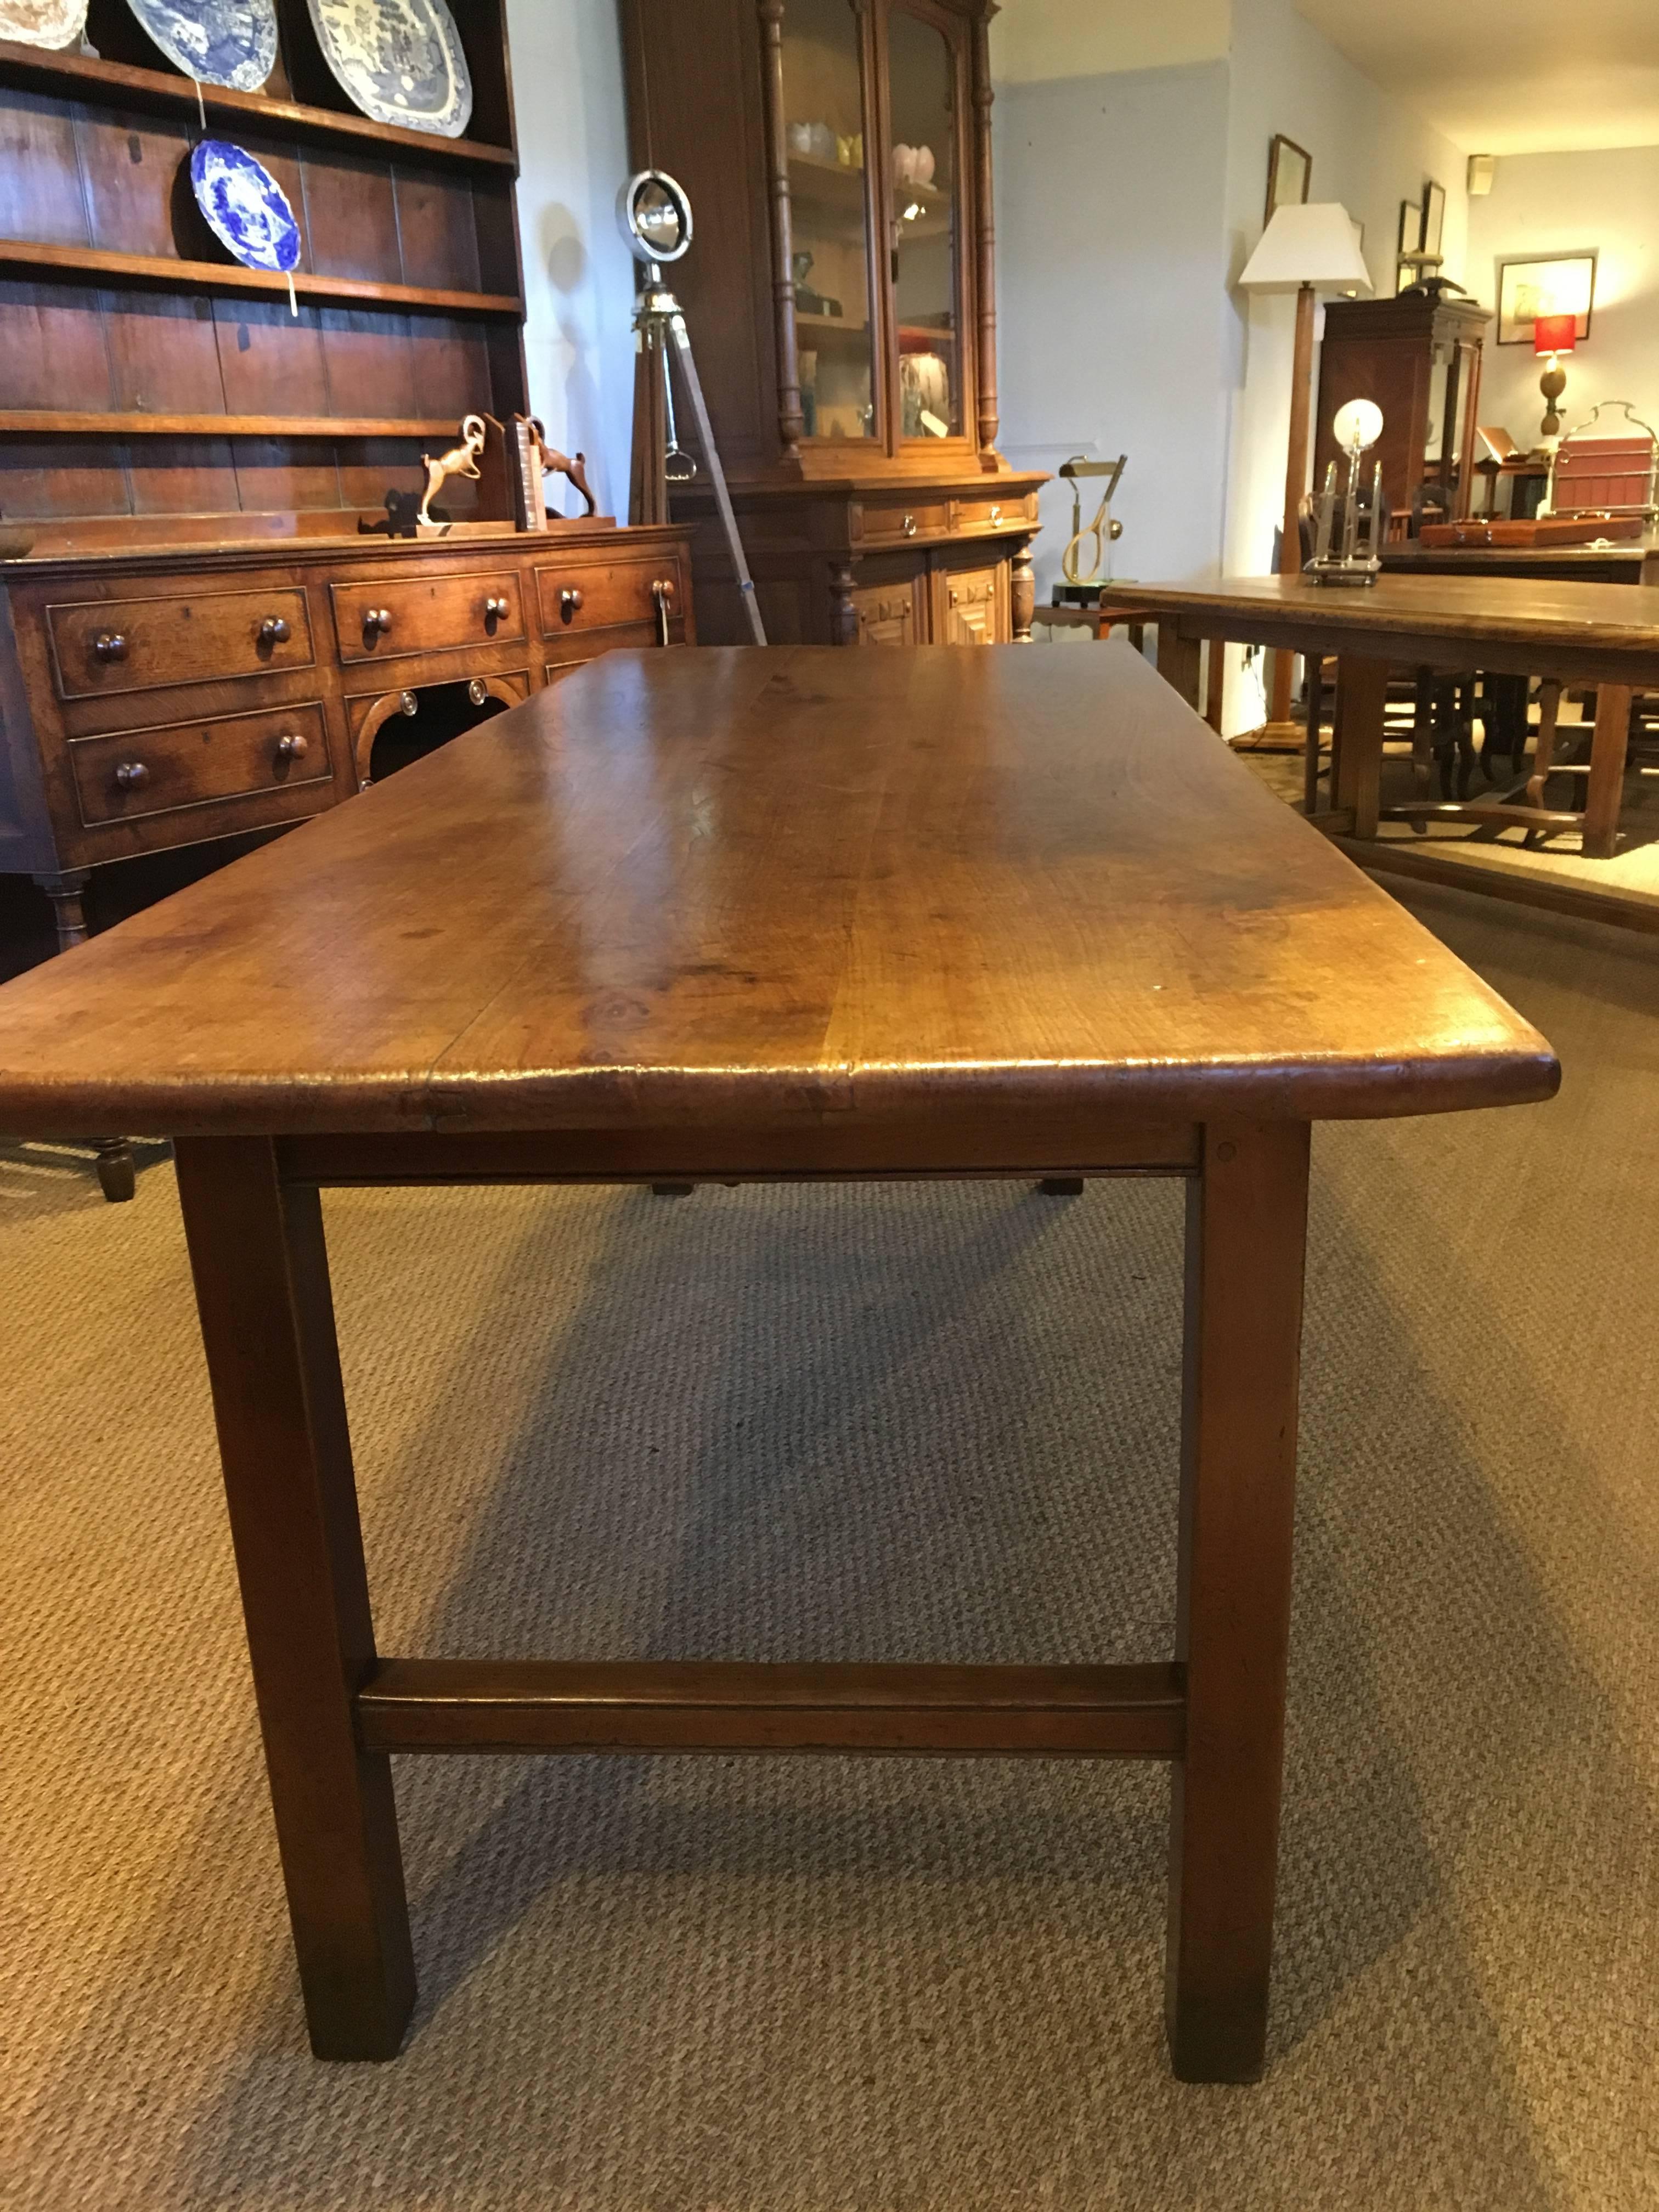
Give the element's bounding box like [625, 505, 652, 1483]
[1533, 312, 1577, 443]
[1239, 203, 1373, 734]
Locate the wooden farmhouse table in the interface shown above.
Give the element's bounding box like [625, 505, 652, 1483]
[0, 646, 1559, 2084]
[1109, 572, 1659, 857]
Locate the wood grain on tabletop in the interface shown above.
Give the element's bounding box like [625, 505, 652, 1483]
[0, 646, 1559, 1138]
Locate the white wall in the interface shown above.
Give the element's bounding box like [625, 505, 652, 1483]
[1465, 147, 1659, 443]
[504, 0, 637, 520]
[995, 63, 1234, 599]
[991, 0, 1229, 83]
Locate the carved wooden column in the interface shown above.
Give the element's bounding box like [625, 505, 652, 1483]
[1010, 537, 1035, 641]
[971, 3, 1000, 462]
[757, 0, 806, 464]
[830, 560, 859, 646]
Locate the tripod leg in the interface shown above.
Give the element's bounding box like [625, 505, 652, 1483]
[630, 328, 670, 529]
[670, 318, 768, 645]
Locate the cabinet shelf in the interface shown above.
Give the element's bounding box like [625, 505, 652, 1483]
[797, 312, 869, 341]
[0, 37, 517, 172]
[0, 411, 465, 439]
[0, 238, 522, 320]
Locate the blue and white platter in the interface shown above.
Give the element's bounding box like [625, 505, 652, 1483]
[126, 0, 277, 92]
[190, 140, 302, 274]
[305, 0, 472, 138]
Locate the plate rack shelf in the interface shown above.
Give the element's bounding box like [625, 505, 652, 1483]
[0, 0, 528, 545]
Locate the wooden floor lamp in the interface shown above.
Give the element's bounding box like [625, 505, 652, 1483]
[1239, 204, 1373, 740]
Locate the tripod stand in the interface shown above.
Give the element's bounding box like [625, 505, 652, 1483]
[628, 264, 767, 645]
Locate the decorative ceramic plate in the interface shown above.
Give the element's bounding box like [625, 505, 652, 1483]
[189, 140, 301, 273]
[126, 0, 276, 90]
[0, 0, 88, 49]
[304, 0, 472, 138]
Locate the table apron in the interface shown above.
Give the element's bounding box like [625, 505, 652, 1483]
[276, 1125, 1204, 1186]
[1171, 611, 1659, 688]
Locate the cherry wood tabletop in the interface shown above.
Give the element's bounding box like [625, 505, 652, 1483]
[0, 645, 1557, 1139]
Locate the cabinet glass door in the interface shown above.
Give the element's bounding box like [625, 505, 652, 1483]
[781, 0, 878, 442]
[887, 4, 962, 441]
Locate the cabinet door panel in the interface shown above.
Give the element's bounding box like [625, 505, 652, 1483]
[941, 562, 999, 645]
[851, 579, 918, 645]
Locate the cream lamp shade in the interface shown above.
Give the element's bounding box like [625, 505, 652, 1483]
[1239, 202, 1373, 294]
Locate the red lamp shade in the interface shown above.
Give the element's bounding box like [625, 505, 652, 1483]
[1534, 312, 1578, 357]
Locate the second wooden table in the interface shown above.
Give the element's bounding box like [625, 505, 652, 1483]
[1112, 571, 1659, 856]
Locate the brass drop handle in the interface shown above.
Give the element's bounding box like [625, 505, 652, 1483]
[902, 513, 917, 537]
[114, 760, 149, 789]
[259, 616, 291, 645]
[275, 732, 308, 760]
[560, 586, 584, 621]
[651, 578, 674, 647]
[363, 606, 393, 638]
[93, 631, 128, 663]
[483, 595, 510, 621]
[989, 504, 1002, 524]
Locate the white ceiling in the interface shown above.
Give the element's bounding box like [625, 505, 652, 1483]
[1297, 0, 1659, 154]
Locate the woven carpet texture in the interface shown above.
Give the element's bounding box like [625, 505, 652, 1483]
[2, 882, 1655, 2211]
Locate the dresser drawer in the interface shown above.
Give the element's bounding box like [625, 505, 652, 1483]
[48, 586, 313, 702]
[535, 560, 682, 635]
[331, 571, 526, 664]
[858, 500, 949, 546]
[69, 702, 331, 828]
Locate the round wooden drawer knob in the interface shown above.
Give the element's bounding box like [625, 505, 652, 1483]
[484, 596, 510, 620]
[275, 733, 309, 760]
[93, 631, 128, 663]
[652, 578, 675, 602]
[364, 607, 393, 637]
[560, 586, 585, 619]
[114, 760, 149, 789]
[260, 616, 291, 645]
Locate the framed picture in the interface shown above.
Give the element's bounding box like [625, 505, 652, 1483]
[1265, 134, 1311, 227]
[1422, 179, 1447, 258]
[1496, 252, 1598, 344]
[1398, 200, 1421, 255]
[1396, 260, 1415, 297]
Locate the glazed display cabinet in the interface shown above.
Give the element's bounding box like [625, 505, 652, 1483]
[620, 0, 1044, 644]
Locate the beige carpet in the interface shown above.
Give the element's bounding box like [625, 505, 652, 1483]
[2, 882, 1655, 2211]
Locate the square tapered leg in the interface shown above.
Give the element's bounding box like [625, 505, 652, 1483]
[175, 1136, 415, 2059]
[1166, 1120, 1310, 2082]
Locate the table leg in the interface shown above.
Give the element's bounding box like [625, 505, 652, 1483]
[174, 1136, 416, 2060]
[1331, 656, 1387, 840]
[1204, 641, 1226, 734]
[1158, 623, 1203, 709]
[1166, 1120, 1310, 2083]
[1581, 682, 1633, 859]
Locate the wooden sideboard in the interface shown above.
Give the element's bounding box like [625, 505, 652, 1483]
[0, 517, 694, 1192]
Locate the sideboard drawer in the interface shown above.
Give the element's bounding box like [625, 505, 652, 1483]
[69, 701, 331, 827]
[535, 560, 682, 635]
[331, 571, 526, 663]
[48, 586, 313, 701]
[951, 494, 1033, 532]
[859, 500, 950, 546]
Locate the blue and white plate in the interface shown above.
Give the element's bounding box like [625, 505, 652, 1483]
[305, 0, 472, 138]
[190, 140, 301, 274]
[126, 0, 277, 91]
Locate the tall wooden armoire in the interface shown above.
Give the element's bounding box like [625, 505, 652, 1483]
[1313, 287, 1492, 531]
[618, 0, 1045, 645]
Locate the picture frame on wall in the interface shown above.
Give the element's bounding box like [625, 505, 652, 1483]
[1265, 134, 1311, 227]
[1496, 252, 1598, 344]
[1396, 200, 1421, 295]
[1421, 179, 1447, 258]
